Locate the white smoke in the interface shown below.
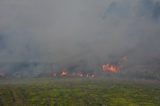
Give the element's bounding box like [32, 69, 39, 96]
[0, 0, 160, 77]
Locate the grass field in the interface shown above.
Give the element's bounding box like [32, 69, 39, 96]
[0, 78, 160, 106]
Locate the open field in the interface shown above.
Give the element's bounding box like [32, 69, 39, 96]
[0, 78, 160, 106]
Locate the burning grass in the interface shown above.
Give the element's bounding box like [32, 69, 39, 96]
[0, 78, 160, 106]
[102, 64, 120, 73]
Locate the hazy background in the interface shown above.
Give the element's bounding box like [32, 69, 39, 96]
[0, 0, 160, 78]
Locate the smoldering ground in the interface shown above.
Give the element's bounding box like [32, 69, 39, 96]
[0, 0, 160, 79]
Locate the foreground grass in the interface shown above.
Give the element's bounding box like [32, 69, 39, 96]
[0, 78, 160, 106]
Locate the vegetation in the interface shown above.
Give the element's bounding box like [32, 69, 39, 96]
[0, 78, 160, 106]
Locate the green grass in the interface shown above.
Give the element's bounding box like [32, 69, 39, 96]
[0, 78, 160, 106]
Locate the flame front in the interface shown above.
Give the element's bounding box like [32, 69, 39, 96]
[60, 69, 68, 76]
[102, 64, 120, 73]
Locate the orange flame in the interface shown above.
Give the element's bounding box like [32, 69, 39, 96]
[60, 69, 68, 76]
[102, 64, 120, 73]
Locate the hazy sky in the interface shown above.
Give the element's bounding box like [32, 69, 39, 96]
[0, 0, 160, 65]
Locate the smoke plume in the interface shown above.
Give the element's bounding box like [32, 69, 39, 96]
[0, 0, 160, 78]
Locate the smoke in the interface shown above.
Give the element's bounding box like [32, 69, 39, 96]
[0, 0, 160, 78]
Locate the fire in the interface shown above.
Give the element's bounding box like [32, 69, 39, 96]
[60, 69, 68, 76]
[102, 64, 120, 73]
